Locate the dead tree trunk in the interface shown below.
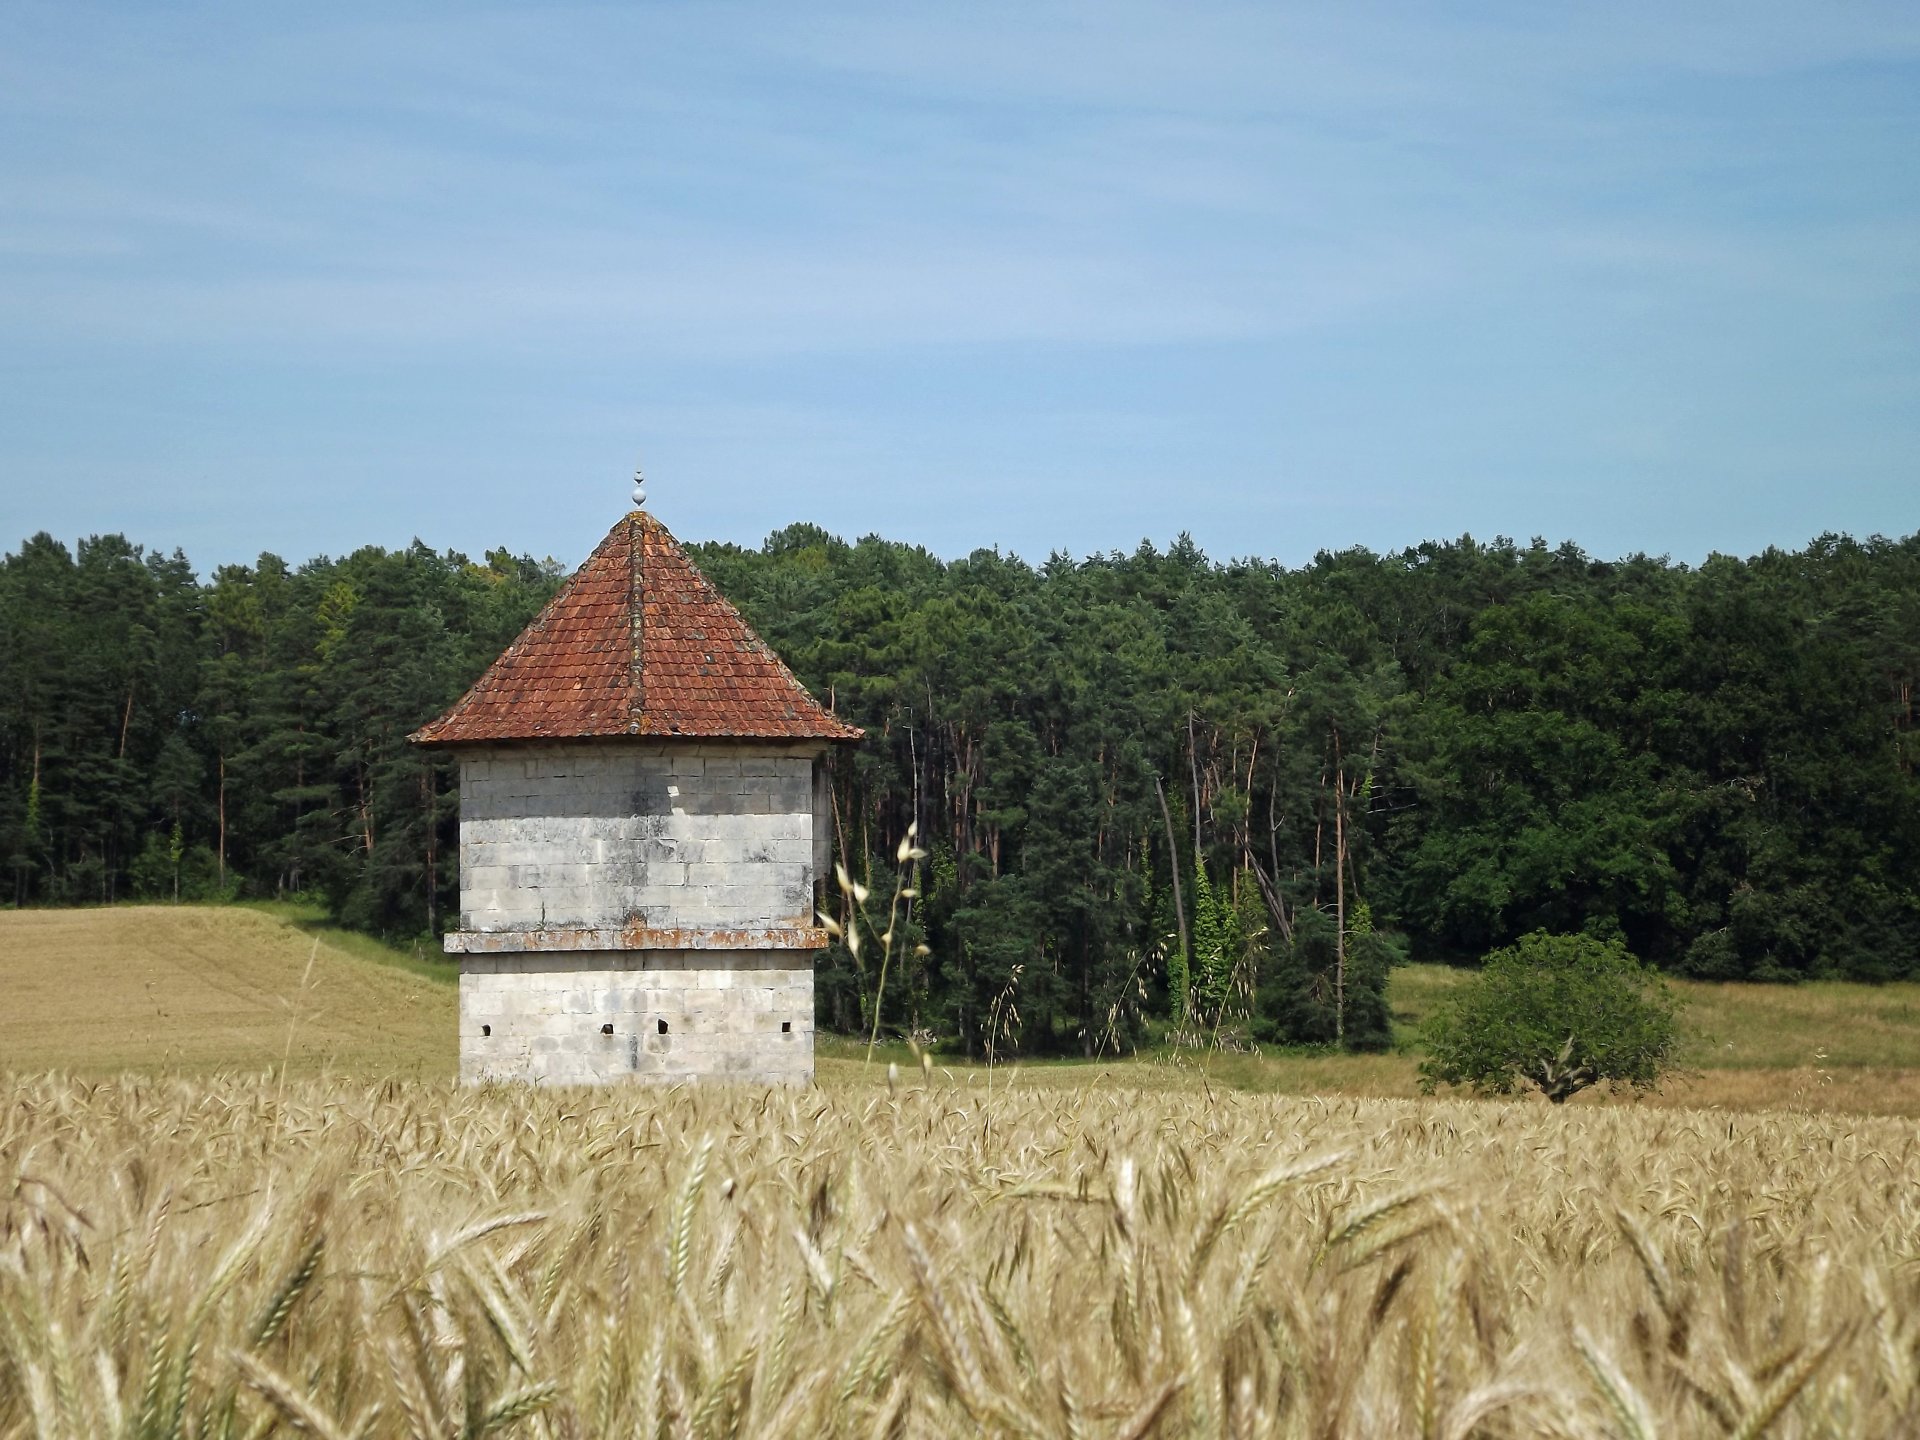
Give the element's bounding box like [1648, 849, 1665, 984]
[1155, 773, 1190, 1018]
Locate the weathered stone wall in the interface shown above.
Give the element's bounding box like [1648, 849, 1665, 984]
[459, 950, 813, 1085]
[456, 741, 824, 934]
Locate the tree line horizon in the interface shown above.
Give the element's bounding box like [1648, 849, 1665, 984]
[3, 519, 1916, 1055]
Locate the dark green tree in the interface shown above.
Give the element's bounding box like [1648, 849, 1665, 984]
[4, 512, 1918, 1037]
[1419, 931, 1685, 1102]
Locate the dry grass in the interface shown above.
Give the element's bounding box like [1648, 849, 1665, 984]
[3, 1075, 1919, 1438]
[817, 1049, 1428, 1103]
[820, 962, 1920, 1116]
[820, 1055, 1920, 1120]
[1389, 964, 1920, 1071]
[0, 907, 452, 1077]
[9, 908, 1920, 1116]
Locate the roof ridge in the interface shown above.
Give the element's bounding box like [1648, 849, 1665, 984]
[627, 511, 645, 733]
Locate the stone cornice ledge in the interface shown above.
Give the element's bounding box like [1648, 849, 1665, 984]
[444, 925, 831, 955]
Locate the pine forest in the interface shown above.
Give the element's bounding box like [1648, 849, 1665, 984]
[3, 523, 1917, 1056]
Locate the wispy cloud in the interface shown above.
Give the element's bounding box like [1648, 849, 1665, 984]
[0, 1, 1915, 569]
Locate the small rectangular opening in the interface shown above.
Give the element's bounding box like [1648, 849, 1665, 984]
[658, 1017, 669, 1035]
[601, 1023, 614, 1035]
[781, 1020, 792, 1033]
[481, 1024, 491, 1037]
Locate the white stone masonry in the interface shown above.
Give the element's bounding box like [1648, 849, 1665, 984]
[459, 950, 813, 1085]
[448, 738, 831, 1086]
[455, 740, 824, 935]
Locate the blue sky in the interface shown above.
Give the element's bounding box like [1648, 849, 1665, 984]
[2, 3, 1916, 573]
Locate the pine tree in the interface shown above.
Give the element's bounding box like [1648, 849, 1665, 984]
[1191, 860, 1238, 1025]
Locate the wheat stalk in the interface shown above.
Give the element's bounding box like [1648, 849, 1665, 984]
[0, 1075, 1912, 1438]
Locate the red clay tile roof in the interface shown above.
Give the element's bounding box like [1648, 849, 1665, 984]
[411, 512, 863, 745]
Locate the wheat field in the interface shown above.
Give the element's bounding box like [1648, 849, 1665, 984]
[3, 1075, 1917, 1439]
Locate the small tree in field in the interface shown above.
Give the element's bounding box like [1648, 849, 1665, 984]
[1419, 932, 1684, 1103]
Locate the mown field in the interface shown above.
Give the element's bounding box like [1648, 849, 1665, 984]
[0, 905, 449, 1077]
[4, 1075, 1919, 1438]
[6, 905, 1920, 1116]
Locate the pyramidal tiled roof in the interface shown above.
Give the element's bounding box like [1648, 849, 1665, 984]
[411, 511, 862, 745]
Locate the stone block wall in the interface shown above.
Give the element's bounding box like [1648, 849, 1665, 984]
[456, 740, 825, 934]
[459, 949, 813, 1085]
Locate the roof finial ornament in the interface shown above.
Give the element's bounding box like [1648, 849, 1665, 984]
[631, 461, 647, 510]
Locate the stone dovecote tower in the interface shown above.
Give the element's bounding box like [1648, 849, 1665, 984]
[411, 497, 861, 1085]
